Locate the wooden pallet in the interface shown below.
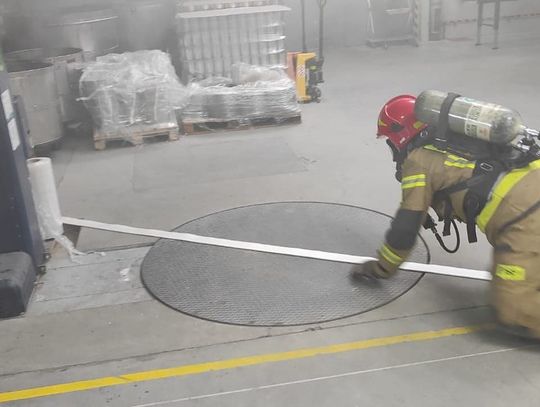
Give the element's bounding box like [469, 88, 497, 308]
[93, 124, 180, 151]
[181, 115, 302, 136]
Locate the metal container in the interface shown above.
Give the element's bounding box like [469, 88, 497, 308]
[115, 0, 171, 51]
[6, 48, 85, 123]
[4, 48, 44, 63]
[45, 8, 119, 61]
[416, 90, 524, 145]
[7, 61, 63, 147]
[45, 48, 85, 123]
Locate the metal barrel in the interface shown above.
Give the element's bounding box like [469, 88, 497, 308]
[7, 61, 63, 147]
[115, 0, 171, 52]
[44, 8, 119, 62]
[6, 48, 85, 123]
[4, 49, 45, 64]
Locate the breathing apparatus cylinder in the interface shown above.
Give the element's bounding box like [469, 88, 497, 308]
[415, 90, 524, 144]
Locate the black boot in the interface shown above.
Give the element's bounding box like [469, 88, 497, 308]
[496, 323, 538, 340]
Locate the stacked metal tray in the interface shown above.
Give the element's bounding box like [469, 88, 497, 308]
[176, 3, 290, 81]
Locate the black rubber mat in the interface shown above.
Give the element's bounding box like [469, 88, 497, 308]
[141, 202, 429, 326]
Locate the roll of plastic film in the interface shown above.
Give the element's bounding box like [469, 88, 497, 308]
[27, 157, 64, 240]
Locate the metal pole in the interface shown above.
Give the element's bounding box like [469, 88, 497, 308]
[301, 0, 307, 52]
[493, 0, 501, 49]
[476, 0, 484, 46]
[318, 0, 326, 61]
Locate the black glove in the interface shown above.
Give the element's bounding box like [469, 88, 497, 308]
[350, 261, 389, 282]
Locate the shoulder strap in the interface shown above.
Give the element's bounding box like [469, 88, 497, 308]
[433, 160, 506, 243]
[464, 161, 506, 242]
[435, 93, 461, 151]
[434, 176, 485, 238]
[433, 172, 488, 206]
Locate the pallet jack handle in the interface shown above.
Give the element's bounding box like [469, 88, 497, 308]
[301, 0, 308, 53]
[317, 0, 327, 63]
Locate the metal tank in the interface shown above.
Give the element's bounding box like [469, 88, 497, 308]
[7, 61, 63, 147]
[6, 48, 85, 123]
[45, 8, 119, 61]
[45, 48, 85, 123]
[115, 0, 171, 51]
[415, 90, 524, 145]
[4, 48, 44, 64]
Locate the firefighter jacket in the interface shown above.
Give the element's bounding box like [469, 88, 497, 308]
[377, 145, 540, 335]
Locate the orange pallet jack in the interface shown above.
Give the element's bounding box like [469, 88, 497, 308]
[287, 0, 326, 103]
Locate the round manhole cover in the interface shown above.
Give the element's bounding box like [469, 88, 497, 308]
[141, 202, 429, 326]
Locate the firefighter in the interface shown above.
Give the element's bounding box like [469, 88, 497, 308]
[351, 94, 540, 338]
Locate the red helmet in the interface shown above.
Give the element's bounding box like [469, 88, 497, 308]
[377, 95, 427, 150]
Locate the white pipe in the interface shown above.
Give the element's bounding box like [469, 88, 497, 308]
[62, 216, 492, 281]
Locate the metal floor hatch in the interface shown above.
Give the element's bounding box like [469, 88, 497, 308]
[141, 202, 430, 326]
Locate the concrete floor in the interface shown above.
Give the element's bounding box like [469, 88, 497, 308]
[2, 26, 540, 406]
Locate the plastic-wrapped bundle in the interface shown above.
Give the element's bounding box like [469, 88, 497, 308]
[231, 62, 285, 84]
[79, 50, 189, 134]
[183, 65, 300, 122]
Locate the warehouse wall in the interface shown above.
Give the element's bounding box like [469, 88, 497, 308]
[282, 0, 540, 51]
[443, 0, 540, 22]
[3, 0, 371, 53]
[2, 0, 116, 51]
[1, 0, 177, 52]
[282, 0, 370, 52]
[2, 0, 540, 53]
[443, 0, 540, 40]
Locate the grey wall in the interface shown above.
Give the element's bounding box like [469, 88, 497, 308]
[282, 0, 540, 51]
[3, 0, 371, 53]
[443, 0, 540, 23]
[2, 0, 118, 50]
[3, 0, 540, 53]
[442, 0, 540, 40]
[1, 0, 177, 52]
[282, 0, 369, 52]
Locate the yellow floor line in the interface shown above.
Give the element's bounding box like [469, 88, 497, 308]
[0, 324, 492, 403]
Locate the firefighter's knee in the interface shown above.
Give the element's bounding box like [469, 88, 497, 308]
[491, 253, 540, 337]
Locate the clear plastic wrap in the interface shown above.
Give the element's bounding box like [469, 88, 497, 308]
[27, 157, 63, 241]
[79, 50, 189, 135]
[231, 62, 285, 84]
[183, 64, 300, 122]
[27, 157, 88, 261]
